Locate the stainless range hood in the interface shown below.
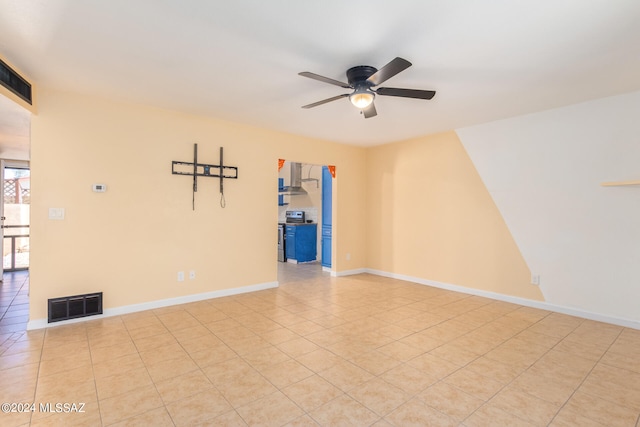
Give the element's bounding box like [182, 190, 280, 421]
[283, 162, 308, 195]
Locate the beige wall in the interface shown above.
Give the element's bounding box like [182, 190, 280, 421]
[29, 88, 543, 323]
[366, 131, 543, 301]
[29, 89, 366, 320]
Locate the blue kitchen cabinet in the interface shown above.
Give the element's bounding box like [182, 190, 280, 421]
[321, 226, 331, 267]
[321, 166, 332, 267]
[285, 226, 296, 260]
[285, 224, 317, 263]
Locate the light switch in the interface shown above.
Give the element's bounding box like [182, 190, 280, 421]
[48, 208, 65, 220]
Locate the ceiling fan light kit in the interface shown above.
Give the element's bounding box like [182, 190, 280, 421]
[299, 57, 436, 119]
[349, 86, 375, 108]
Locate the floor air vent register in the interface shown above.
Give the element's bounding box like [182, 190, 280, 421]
[48, 292, 103, 323]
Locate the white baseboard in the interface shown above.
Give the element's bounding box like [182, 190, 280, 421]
[26, 281, 279, 331]
[365, 268, 640, 330]
[27, 269, 640, 331]
[333, 268, 367, 277]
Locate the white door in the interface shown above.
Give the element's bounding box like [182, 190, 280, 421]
[0, 159, 5, 279]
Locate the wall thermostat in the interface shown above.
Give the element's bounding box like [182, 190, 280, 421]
[92, 184, 107, 193]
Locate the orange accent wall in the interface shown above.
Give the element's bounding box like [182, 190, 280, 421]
[366, 131, 544, 301]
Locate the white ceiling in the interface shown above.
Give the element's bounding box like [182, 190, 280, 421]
[1, 0, 640, 153]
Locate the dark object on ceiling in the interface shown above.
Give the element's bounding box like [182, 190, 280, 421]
[299, 57, 435, 119]
[0, 59, 32, 105]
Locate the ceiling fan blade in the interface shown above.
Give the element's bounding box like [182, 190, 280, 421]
[366, 57, 412, 86]
[301, 94, 349, 109]
[363, 102, 377, 119]
[299, 72, 351, 88]
[376, 87, 436, 100]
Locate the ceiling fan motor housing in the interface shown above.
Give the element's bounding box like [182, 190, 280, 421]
[347, 65, 377, 87]
[346, 66, 377, 108]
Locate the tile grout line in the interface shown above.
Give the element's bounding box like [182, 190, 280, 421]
[454, 309, 559, 425]
[27, 322, 47, 426]
[119, 312, 178, 427]
[167, 309, 238, 426]
[545, 326, 627, 426]
[4, 266, 639, 426]
[463, 310, 582, 422]
[0, 273, 28, 322]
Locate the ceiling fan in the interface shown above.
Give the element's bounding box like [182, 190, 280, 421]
[299, 57, 436, 119]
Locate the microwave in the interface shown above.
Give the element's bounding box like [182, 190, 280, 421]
[285, 210, 305, 223]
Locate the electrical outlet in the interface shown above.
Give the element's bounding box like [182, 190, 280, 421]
[189, 270, 196, 280]
[177, 271, 185, 282]
[531, 274, 540, 286]
[346, 253, 351, 261]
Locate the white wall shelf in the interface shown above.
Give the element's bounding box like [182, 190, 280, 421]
[600, 180, 640, 187]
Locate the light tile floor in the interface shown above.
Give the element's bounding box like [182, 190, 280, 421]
[277, 261, 331, 285]
[0, 271, 30, 335]
[0, 264, 639, 426]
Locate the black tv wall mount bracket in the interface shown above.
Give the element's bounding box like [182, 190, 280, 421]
[172, 144, 238, 209]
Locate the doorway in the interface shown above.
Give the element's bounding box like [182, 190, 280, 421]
[1, 163, 30, 273]
[0, 159, 31, 334]
[277, 160, 333, 282]
[0, 89, 32, 333]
